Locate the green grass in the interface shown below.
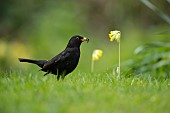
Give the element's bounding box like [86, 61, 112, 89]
[0, 71, 170, 113]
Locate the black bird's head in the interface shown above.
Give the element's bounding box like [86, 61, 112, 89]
[67, 35, 89, 48]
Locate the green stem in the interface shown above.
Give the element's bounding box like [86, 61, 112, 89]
[91, 60, 94, 73]
[118, 41, 120, 78]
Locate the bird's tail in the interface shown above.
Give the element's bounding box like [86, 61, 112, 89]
[18, 58, 48, 68]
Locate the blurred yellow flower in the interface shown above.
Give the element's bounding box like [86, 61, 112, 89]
[0, 40, 7, 58]
[91, 49, 103, 72]
[92, 49, 103, 61]
[9, 42, 32, 63]
[109, 30, 121, 43]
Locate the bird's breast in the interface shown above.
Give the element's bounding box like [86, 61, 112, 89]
[66, 48, 80, 68]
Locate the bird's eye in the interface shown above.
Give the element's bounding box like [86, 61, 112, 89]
[76, 37, 79, 39]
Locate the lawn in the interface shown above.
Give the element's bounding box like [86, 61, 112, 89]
[0, 1, 170, 113]
[0, 71, 170, 113]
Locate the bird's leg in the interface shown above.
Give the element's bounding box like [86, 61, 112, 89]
[61, 75, 65, 80]
[60, 71, 66, 80]
[57, 75, 60, 80]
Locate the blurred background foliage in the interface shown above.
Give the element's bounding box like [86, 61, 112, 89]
[123, 42, 170, 79]
[0, 0, 170, 77]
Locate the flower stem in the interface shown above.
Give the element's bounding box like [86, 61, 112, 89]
[91, 60, 94, 73]
[118, 41, 120, 78]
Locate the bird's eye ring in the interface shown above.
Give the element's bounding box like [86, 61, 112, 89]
[76, 37, 79, 39]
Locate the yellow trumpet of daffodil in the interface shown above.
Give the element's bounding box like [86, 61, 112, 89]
[92, 49, 103, 61]
[91, 49, 103, 73]
[109, 30, 121, 43]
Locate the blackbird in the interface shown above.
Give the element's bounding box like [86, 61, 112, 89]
[18, 35, 89, 80]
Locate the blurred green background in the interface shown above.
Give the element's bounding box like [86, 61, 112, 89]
[0, 0, 170, 73]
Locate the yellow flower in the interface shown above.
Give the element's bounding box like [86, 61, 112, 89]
[109, 30, 121, 43]
[0, 40, 7, 58]
[9, 42, 32, 62]
[92, 49, 103, 61]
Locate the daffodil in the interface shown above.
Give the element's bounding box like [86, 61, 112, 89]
[91, 49, 103, 73]
[109, 30, 121, 43]
[109, 30, 121, 78]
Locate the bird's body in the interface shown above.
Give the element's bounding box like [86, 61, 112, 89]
[19, 35, 89, 80]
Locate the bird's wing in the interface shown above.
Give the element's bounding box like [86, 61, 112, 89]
[42, 50, 70, 70]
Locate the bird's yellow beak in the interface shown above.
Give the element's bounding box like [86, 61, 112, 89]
[81, 37, 89, 43]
